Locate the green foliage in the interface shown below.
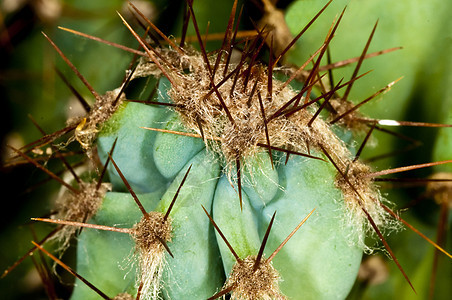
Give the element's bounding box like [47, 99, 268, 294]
[78, 80, 364, 298]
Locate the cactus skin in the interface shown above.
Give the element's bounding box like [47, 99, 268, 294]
[97, 101, 169, 194]
[71, 191, 163, 299]
[43, 1, 452, 299]
[2, 0, 452, 299]
[76, 79, 364, 299]
[262, 153, 363, 299]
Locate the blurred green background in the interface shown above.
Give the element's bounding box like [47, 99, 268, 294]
[0, 0, 450, 299]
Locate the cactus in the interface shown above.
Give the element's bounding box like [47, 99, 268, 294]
[1, 0, 451, 299]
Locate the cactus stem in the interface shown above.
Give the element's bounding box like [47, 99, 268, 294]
[32, 206, 177, 297]
[8, 1, 452, 298]
[98, 152, 197, 295]
[106, 153, 174, 263]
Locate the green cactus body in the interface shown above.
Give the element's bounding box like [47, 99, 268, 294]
[6, 1, 452, 299]
[71, 191, 163, 299]
[71, 38, 385, 297]
[0, 0, 452, 300]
